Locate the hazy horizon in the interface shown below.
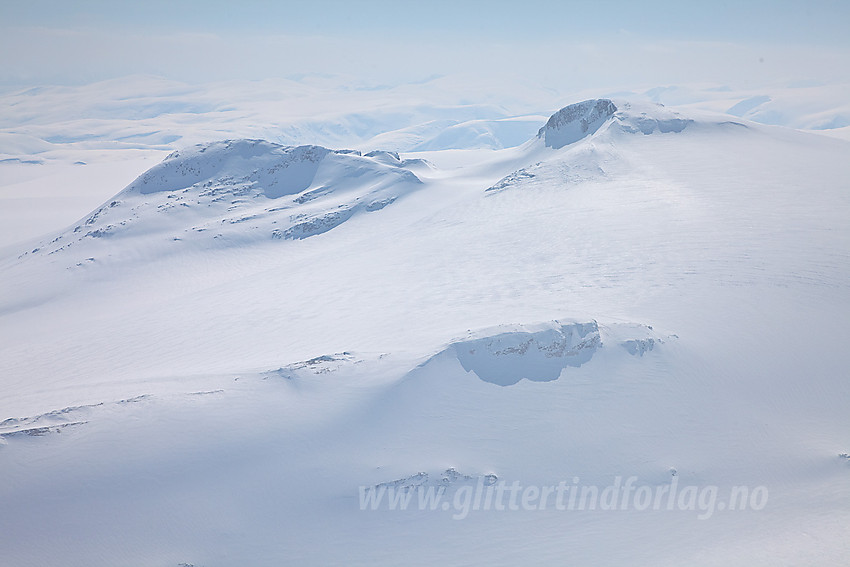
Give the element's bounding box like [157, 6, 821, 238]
[3, 0, 849, 90]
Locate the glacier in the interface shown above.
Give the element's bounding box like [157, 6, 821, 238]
[1, 95, 849, 567]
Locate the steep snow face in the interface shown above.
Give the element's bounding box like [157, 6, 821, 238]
[422, 320, 662, 386]
[19, 139, 423, 264]
[491, 101, 717, 195]
[537, 99, 617, 148]
[535, 99, 695, 151]
[450, 320, 602, 385]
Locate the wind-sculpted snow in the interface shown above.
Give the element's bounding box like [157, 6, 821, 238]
[0, 395, 150, 443]
[19, 139, 423, 263]
[422, 320, 663, 386]
[266, 352, 357, 380]
[485, 147, 610, 193]
[613, 101, 693, 135]
[368, 468, 499, 494]
[452, 321, 601, 385]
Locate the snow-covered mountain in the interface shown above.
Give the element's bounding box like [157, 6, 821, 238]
[18, 140, 424, 265]
[2, 98, 849, 566]
[4, 77, 850, 248]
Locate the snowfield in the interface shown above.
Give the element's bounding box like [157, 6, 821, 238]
[1, 93, 850, 566]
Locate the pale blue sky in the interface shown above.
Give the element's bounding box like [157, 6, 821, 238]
[1, 0, 848, 87]
[4, 0, 849, 44]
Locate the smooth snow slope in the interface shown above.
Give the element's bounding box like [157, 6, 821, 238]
[1, 99, 849, 566]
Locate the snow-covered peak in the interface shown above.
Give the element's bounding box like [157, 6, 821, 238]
[488, 99, 741, 197]
[536, 98, 699, 150]
[125, 140, 336, 198]
[537, 99, 618, 149]
[20, 138, 424, 264]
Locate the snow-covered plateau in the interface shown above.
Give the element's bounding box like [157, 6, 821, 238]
[1, 94, 849, 566]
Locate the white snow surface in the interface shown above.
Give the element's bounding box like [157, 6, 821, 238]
[2, 90, 850, 566]
[16, 140, 422, 264]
